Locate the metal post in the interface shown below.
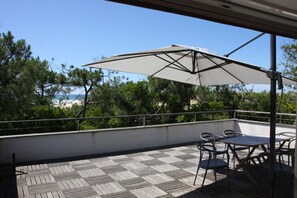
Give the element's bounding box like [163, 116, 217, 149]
[77, 119, 80, 131]
[143, 116, 146, 127]
[269, 34, 277, 198]
[12, 153, 16, 174]
[293, 93, 297, 197]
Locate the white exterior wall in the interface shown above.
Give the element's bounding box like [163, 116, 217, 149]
[0, 120, 234, 164]
[236, 120, 296, 137]
[0, 119, 294, 164]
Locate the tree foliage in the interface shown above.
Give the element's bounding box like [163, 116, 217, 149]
[281, 40, 297, 80]
[0, 32, 65, 120]
[62, 65, 103, 119]
[0, 31, 296, 134]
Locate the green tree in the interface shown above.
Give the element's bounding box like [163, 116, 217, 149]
[281, 40, 297, 81]
[280, 40, 296, 114]
[29, 57, 62, 105]
[89, 78, 154, 122]
[149, 77, 195, 112]
[64, 65, 103, 119]
[114, 80, 154, 115]
[0, 31, 33, 119]
[0, 31, 69, 121]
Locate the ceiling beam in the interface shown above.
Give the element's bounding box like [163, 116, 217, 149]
[108, 0, 297, 39]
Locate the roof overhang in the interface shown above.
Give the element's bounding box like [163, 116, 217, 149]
[107, 0, 297, 39]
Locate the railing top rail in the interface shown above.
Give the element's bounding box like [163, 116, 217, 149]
[0, 110, 295, 125]
[0, 110, 233, 124]
[235, 110, 296, 116]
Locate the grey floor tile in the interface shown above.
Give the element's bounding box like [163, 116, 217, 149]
[101, 165, 127, 174]
[118, 177, 151, 190]
[72, 163, 98, 171]
[84, 175, 114, 185]
[141, 159, 166, 166]
[171, 161, 197, 169]
[163, 169, 194, 180]
[53, 171, 82, 181]
[131, 167, 159, 177]
[62, 186, 98, 198]
[101, 190, 137, 198]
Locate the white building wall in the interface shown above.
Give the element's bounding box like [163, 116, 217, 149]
[0, 119, 294, 164]
[0, 120, 234, 164]
[236, 119, 295, 137]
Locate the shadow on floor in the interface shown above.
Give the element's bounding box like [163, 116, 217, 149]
[178, 166, 293, 198]
[0, 165, 18, 198]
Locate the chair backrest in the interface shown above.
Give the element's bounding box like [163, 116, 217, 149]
[276, 132, 295, 139]
[197, 141, 212, 152]
[200, 132, 218, 145]
[288, 138, 296, 149]
[197, 139, 229, 162]
[276, 132, 295, 149]
[223, 129, 242, 138]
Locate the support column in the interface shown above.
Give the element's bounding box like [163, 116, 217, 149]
[293, 87, 297, 197]
[269, 34, 276, 198]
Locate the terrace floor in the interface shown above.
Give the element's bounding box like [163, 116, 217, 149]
[0, 143, 293, 198]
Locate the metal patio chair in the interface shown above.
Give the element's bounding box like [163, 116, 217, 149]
[256, 151, 294, 189]
[275, 132, 295, 166]
[200, 132, 224, 146]
[200, 132, 227, 157]
[223, 129, 250, 167]
[193, 141, 230, 189]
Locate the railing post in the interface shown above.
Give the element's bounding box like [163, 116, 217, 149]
[77, 119, 80, 131]
[233, 110, 236, 119]
[143, 116, 146, 127]
[12, 153, 16, 174]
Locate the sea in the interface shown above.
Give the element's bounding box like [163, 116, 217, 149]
[52, 95, 84, 107]
[53, 94, 84, 101]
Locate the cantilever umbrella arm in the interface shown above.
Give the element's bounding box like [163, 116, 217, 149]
[84, 44, 297, 87]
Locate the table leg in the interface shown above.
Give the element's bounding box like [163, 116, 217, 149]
[227, 145, 258, 185]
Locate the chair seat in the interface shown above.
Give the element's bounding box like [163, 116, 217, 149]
[194, 132, 230, 188]
[234, 145, 249, 151]
[214, 147, 229, 154]
[200, 159, 228, 169]
[277, 148, 294, 155]
[275, 163, 294, 173]
[262, 161, 294, 174]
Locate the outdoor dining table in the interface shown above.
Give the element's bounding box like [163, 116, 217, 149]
[221, 135, 290, 185]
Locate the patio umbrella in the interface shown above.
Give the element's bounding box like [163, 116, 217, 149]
[85, 43, 296, 196]
[84, 44, 296, 86]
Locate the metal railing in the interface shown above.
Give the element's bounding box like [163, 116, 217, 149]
[0, 110, 232, 136]
[0, 110, 295, 136]
[234, 110, 296, 125]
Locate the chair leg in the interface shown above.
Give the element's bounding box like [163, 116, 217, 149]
[201, 168, 208, 189]
[193, 166, 200, 185]
[256, 165, 263, 190]
[286, 155, 290, 166]
[233, 155, 236, 169]
[214, 169, 217, 181]
[226, 167, 230, 191]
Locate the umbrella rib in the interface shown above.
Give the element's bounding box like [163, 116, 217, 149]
[151, 52, 192, 76]
[194, 53, 202, 86]
[164, 52, 193, 72]
[84, 49, 192, 66]
[197, 50, 267, 73]
[200, 54, 244, 84]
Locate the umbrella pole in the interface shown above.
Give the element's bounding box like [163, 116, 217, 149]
[269, 34, 277, 198]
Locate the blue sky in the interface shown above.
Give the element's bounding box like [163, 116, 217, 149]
[0, 0, 294, 92]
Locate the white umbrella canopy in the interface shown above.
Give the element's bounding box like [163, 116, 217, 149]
[84, 44, 296, 86]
